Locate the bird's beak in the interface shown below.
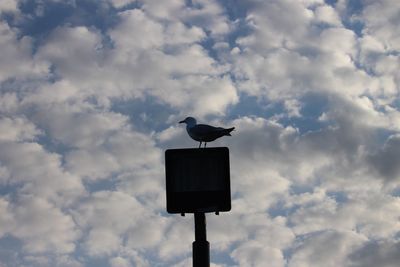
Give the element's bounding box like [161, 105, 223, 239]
[179, 120, 185, 123]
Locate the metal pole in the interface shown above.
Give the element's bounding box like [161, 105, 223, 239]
[193, 212, 210, 267]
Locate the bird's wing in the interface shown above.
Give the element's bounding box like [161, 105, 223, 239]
[190, 124, 218, 135]
[189, 124, 228, 141]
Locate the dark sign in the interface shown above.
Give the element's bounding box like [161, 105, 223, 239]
[165, 147, 231, 213]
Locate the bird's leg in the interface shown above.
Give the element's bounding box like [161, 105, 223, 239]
[204, 142, 207, 148]
[198, 142, 202, 148]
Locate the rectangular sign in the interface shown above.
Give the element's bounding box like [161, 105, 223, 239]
[165, 147, 231, 213]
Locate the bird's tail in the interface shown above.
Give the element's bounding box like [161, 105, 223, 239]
[224, 127, 235, 136]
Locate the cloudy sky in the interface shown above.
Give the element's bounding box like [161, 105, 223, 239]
[0, 0, 399, 266]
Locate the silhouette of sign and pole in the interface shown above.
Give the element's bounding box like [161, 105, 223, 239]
[165, 147, 231, 267]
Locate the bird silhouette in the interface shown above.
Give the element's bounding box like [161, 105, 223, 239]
[179, 117, 235, 148]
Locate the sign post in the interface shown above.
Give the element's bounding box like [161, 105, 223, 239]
[193, 212, 209, 267]
[165, 147, 231, 267]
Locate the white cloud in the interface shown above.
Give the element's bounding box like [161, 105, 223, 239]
[0, 198, 13, 236]
[180, 0, 231, 37]
[361, 0, 400, 51]
[0, 142, 84, 205]
[0, 22, 48, 82]
[139, 0, 185, 20]
[32, 105, 128, 148]
[288, 230, 366, 267]
[65, 127, 162, 181]
[36, 26, 108, 97]
[110, 9, 164, 51]
[22, 80, 81, 106]
[313, 5, 342, 26]
[0, 0, 18, 12]
[12, 196, 79, 254]
[110, 256, 130, 267]
[231, 240, 285, 267]
[208, 212, 295, 257]
[110, 0, 135, 9]
[65, 148, 119, 180]
[284, 99, 302, 118]
[0, 117, 41, 142]
[21, 253, 84, 267]
[164, 22, 206, 45]
[157, 225, 192, 260]
[125, 216, 168, 249]
[347, 240, 400, 267]
[34, 9, 236, 117]
[74, 191, 145, 256]
[289, 189, 400, 239]
[368, 134, 400, 181]
[238, 0, 312, 50]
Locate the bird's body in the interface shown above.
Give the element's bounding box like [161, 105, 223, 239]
[179, 117, 234, 148]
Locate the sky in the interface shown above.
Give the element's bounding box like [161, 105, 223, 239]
[0, 0, 399, 266]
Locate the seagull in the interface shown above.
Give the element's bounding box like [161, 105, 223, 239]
[179, 117, 235, 148]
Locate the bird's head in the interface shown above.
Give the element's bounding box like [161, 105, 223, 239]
[179, 117, 197, 127]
